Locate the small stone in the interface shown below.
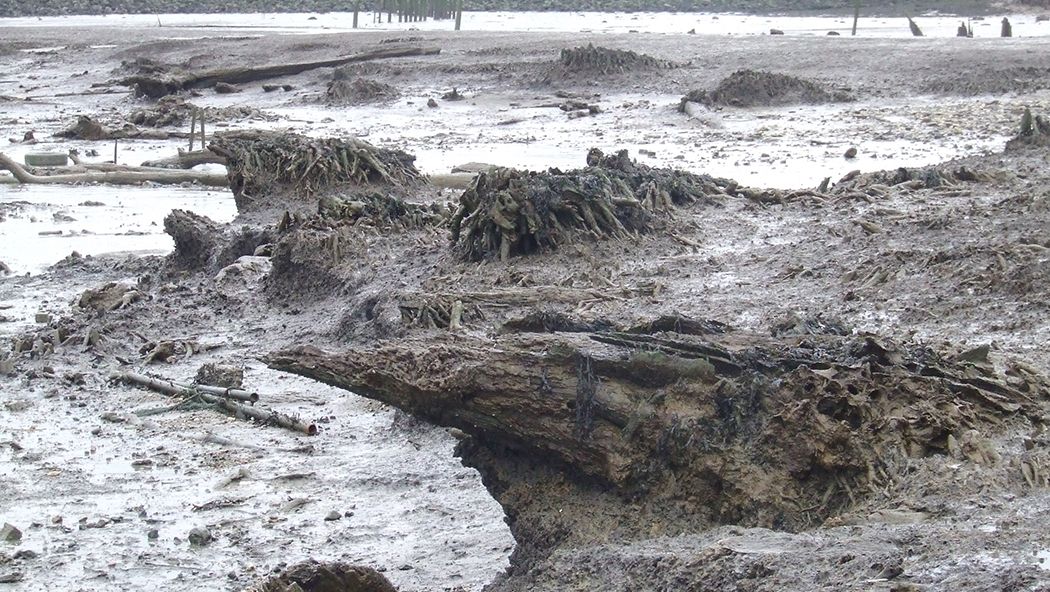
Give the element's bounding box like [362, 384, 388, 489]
[0, 523, 22, 543]
[770, 28, 785, 35]
[427, 98, 439, 108]
[188, 527, 213, 546]
[147, 529, 159, 540]
[844, 147, 858, 159]
[34, 312, 51, 324]
[324, 511, 341, 521]
[214, 82, 241, 94]
[0, 571, 24, 584]
[12, 550, 37, 561]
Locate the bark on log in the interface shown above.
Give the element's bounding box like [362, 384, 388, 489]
[0, 152, 228, 187]
[265, 329, 1048, 528]
[121, 46, 441, 99]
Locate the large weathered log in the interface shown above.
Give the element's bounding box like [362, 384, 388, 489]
[121, 46, 441, 99]
[266, 329, 1048, 533]
[0, 152, 227, 187]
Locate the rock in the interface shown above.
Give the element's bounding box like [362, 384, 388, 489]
[844, 146, 858, 159]
[77, 282, 145, 312]
[0, 523, 22, 543]
[34, 312, 50, 324]
[770, 28, 784, 35]
[262, 84, 281, 92]
[187, 526, 212, 546]
[195, 362, 244, 389]
[11, 550, 37, 560]
[0, 572, 23, 584]
[214, 82, 241, 94]
[828, 31, 840, 35]
[0, 260, 10, 275]
[324, 510, 341, 521]
[147, 528, 159, 540]
[213, 256, 272, 290]
[427, 98, 439, 108]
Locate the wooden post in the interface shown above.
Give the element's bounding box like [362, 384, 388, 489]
[199, 111, 206, 151]
[907, 16, 923, 37]
[188, 112, 197, 152]
[113, 139, 118, 164]
[851, 0, 859, 36]
[455, 0, 463, 30]
[1001, 17, 1012, 37]
[353, 2, 359, 28]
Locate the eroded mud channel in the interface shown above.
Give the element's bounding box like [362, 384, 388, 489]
[2, 14, 1050, 592]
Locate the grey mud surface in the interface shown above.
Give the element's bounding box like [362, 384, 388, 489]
[1, 16, 1050, 592]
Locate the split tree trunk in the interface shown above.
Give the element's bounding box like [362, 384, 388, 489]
[0, 152, 228, 187]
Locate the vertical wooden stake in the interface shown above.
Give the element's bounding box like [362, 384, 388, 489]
[113, 139, 118, 164]
[455, 0, 463, 31]
[199, 111, 206, 151]
[353, 2, 359, 28]
[851, 0, 859, 36]
[189, 112, 197, 152]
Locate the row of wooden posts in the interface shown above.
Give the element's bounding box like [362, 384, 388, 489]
[349, 0, 465, 30]
[852, 0, 1016, 38]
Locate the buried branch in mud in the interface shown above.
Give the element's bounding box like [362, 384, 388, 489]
[115, 371, 316, 435]
[450, 148, 747, 260]
[267, 324, 1049, 567]
[209, 131, 422, 210]
[119, 46, 440, 99]
[0, 151, 227, 187]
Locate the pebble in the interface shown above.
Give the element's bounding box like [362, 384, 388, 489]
[0, 572, 24, 583]
[188, 527, 213, 546]
[147, 529, 159, 540]
[844, 146, 858, 159]
[324, 511, 342, 521]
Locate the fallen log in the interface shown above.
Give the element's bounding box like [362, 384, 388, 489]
[266, 328, 1048, 538]
[121, 46, 441, 99]
[115, 371, 317, 435]
[0, 152, 228, 187]
[118, 371, 258, 403]
[141, 149, 227, 170]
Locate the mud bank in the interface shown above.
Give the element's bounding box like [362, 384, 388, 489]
[3, 19, 1050, 592]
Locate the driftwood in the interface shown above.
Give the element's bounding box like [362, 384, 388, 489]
[0, 152, 227, 187]
[141, 149, 226, 170]
[267, 328, 1048, 527]
[115, 371, 317, 435]
[121, 46, 441, 99]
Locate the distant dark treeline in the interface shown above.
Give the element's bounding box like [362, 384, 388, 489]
[0, 0, 1014, 18]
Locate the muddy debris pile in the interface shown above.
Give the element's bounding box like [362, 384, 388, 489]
[209, 131, 422, 212]
[242, 560, 397, 592]
[317, 192, 450, 228]
[267, 321, 1050, 580]
[829, 162, 991, 197]
[325, 71, 399, 105]
[553, 43, 672, 77]
[127, 96, 271, 127]
[451, 148, 752, 260]
[681, 69, 853, 109]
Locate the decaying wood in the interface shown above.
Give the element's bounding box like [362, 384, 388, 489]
[118, 371, 259, 403]
[115, 371, 317, 435]
[266, 327, 1049, 529]
[121, 46, 441, 99]
[142, 149, 226, 170]
[0, 152, 227, 187]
